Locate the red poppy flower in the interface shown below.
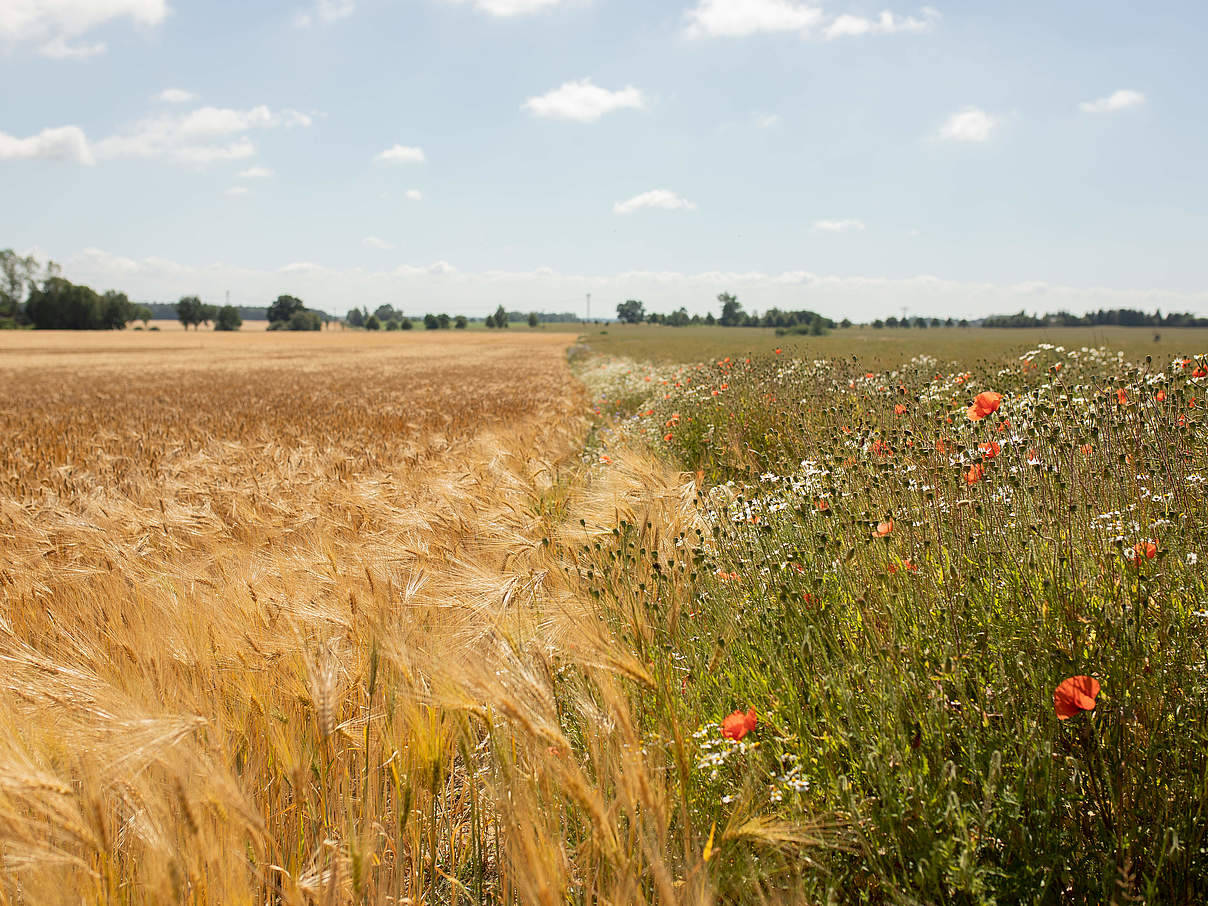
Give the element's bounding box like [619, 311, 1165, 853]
[894, 403, 908, 415]
[1117, 388, 1130, 406]
[663, 432, 673, 442]
[1053, 676, 1100, 720]
[1193, 366, 1208, 378]
[966, 391, 1003, 421]
[817, 498, 830, 512]
[721, 708, 758, 740]
[1155, 390, 1166, 403]
[1080, 443, 1094, 456]
[1133, 540, 1158, 561]
[978, 441, 1001, 459]
[966, 463, 985, 485]
[873, 519, 894, 537]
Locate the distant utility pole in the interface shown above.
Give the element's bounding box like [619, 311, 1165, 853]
[901, 306, 908, 323]
[225, 290, 230, 308]
[585, 292, 591, 323]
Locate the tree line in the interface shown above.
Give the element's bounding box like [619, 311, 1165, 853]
[344, 304, 543, 330]
[616, 293, 838, 335]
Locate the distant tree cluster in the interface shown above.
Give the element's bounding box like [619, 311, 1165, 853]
[485, 305, 509, 329]
[2, 249, 153, 330]
[624, 293, 835, 335]
[872, 316, 965, 329]
[266, 295, 325, 331]
[982, 308, 1208, 328]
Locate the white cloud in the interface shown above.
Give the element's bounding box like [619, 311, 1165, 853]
[224, 186, 249, 197]
[523, 79, 646, 123]
[404, 188, 424, 201]
[824, 7, 939, 39]
[684, 1, 938, 40]
[238, 166, 274, 179]
[60, 246, 1208, 322]
[0, 125, 94, 164]
[294, 0, 356, 28]
[362, 236, 393, 250]
[753, 112, 782, 128]
[375, 145, 426, 164]
[2, 104, 310, 168]
[95, 105, 310, 164]
[613, 189, 698, 215]
[0, 0, 168, 59]
[38, 35, 107, 59]
[936, 107, 998, 143]
[154, 88, 198, 104]
[441, 0, 567, 17]
[1079, 89, 1146, 114]
[685, 0, 823, 38]
[812, 218, 865, 233]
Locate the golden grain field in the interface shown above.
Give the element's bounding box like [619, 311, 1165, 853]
[0, 329, 700, 904]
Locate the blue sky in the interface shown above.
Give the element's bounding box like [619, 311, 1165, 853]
[2, 0, 1206, 318]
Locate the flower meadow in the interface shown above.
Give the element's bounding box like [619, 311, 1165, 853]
[580, 341, 1208, 903]
[1, 328, 1205, 904]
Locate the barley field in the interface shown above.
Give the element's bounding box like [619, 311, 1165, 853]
[2, 327, 1207, 904]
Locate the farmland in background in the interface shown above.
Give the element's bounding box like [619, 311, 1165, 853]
[1, 326, 1206, 903]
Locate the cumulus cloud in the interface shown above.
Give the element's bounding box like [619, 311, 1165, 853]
[0, 0, 168, 59]
[59, 246, 1208, 322]
[0, 125, 94, 164]
[1079, 89, 1146, 114]
[684, 0, 937, 40]
[154, 88, 198, 104]
[812, 218, 865, 233]
[753, 112, 782, 128]
[824, 6, 939, 39]
[2, 104, 310, 167]
[523, 79, 646, 123]
[613, 189, 698, 215]
[94, 105, 310, 162]
[237, 165, 274, 179]
[404, 188, 424, 201]
[362, 236, 393, 249]
[936, 107, 998, 143]
[375, 145, 426, 164]
[440, 0, 567, 16]
[294, 0, 357, 28]
[224, 186, 249, 197]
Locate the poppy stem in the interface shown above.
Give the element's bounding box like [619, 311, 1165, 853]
[1084, 715, 1118, 845]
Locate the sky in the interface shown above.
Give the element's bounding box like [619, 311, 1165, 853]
[2, 0, 1207, 320]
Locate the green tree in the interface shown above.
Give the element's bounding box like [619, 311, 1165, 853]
[176, 296, 203, 330]
[493, 305, 509, 328]
[527, 312, 539, 328]
[400, 317, 413, 330]
[485, 313, 496, 328]
[133, 304, 153, 327]
[373, 304, 400, 323]
[424, 313, 439, 330]
[214, 305, 242, 331]
[267, 294, 305, 325]
[385, 318, 400, 331]
[286, 309, 322, 331]
[718, 292, 743, 326]
[0, 249, 37, 325]
[454, 315, 468, 329]
[346, 307, 365, 328]
[98, 291, 134, 330]
[616, 299, 645, 324]
[437, 313, 451, 329]
[365, 315, 381, 330]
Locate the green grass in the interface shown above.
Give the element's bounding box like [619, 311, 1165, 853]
[579, 324, 1208, 367]
[576, 334, 1208, 903]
